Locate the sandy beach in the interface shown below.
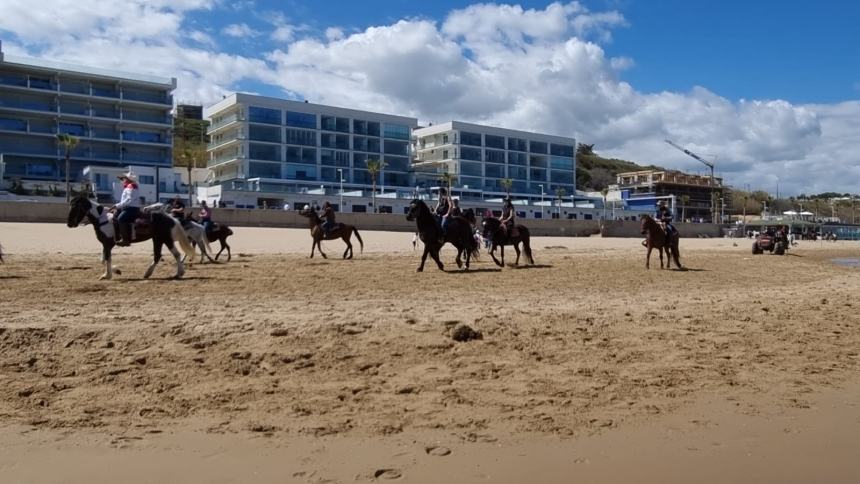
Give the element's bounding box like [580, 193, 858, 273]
[1, 222, 859, 483]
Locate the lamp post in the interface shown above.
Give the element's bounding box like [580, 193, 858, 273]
[337, 168, 344, 212]
[538, 184, 544, 219]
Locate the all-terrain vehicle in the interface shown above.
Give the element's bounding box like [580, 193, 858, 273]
[752, 225, 789, 255]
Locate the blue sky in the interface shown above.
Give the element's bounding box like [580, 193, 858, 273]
[1, 0, 858, 194]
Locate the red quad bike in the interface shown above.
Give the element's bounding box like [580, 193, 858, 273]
[752, 225, 789, 255]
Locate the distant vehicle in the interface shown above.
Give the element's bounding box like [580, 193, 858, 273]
[752, 225, 789, 255]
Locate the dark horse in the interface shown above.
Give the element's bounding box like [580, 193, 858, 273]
[298, 207, 364, 259]
[187, 216, 234, 262]
[640, 214, 682, 270]
[481, 217, 534, 267]
[406, 199, 479, 272]
[67, 195, 195, 279]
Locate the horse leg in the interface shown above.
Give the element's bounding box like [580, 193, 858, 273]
[317, 239, 327, 259]
[418, 245, 430, 272]
[145, 240, 164, 279]
[100, 244, 113, 280]
[429, 247, 445, 271]
[489, 244, 502, 267]
[168, 241, 185, 279]
[343, 233, 352, 259]
[310, 237, 317, 258]
[500, 245, 505, 267]
[646, 245, 652, 270]
[659, 245, 665, 269]
[513, 243, 521, 266]
[455, 245, 463, 269]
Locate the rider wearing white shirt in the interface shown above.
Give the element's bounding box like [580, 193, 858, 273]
[112, 172, 141, 246]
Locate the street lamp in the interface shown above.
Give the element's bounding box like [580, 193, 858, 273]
[538, 184, 544, 219]
[337, 168, 344, 211]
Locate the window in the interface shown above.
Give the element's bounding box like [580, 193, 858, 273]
[385, 172, 410, 187]
[530, 168, 547, 181]
[550, 157, 573, 170]
[485, 149, 505, 164]
[320, 167, 338, 181]
[508, 152, 527, 166]
[459, 176, 482, 188]
[442, 150, 449, 159]
[461, 147, 482, 161]
[460, 131, 482, 146]
[485, 134, 505, 149]
[285, 163, 317, 180]
[383, 140, 408, 156]
[550, 143, 574, 157]
[249, 162, 281, 178]
[286, 146, 317, 164]
[285, 128, 316, 146]
[551, 170, 574, 184]
[321, 149, 350, 167]
[353, 120, 367, 135]
[353, 169, 372, 184]
[529, 140, 548, 154]
[460, 161, 482, 177]
[59, 123, 86, 137]
[249, 125, 281, 143]
[383, 123, 410, 140]
[508, 137, 527, 151]
[442, 133, 449, 144]
[321, 115, 350, 132]
[366, 138, 380, 152]
[509, 166, 528, 180]
[367, 121, 380, 137]
[0, 117, 27, 132]
[138, 175, 155, 185]
[249, 143, 281, 161]
[249, 106, 281, 125]
[485, 164, 505, 178]
[384, 156, 410, 172]
[286, 111, 316, 129]
[530, 154, 548, 168]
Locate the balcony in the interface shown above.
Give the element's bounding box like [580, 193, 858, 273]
[209, 152, 241, 167]
[208, 113, 244, 132]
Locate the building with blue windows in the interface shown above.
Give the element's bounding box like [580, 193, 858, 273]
[203, 93, 418, 208]
[0, 41, 176, 190]
[412, 121, 576, 200]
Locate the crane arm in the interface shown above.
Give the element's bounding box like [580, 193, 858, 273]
[664, 139, 714, 168]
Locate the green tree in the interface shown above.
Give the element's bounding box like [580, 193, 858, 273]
[366, 158, 385, 213]
[501, 178, 513, 195]
[56, 133, 80, 202]
[601, 187, 609, 220]
[174, 138, 208, 206]
[439, 169, 456, 191]
[576, 143, 595, 156]
[555, 187, 567, 217]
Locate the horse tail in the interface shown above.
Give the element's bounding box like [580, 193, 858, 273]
[352, 226, 364, 253]
[171, 219, 196, 259]
[466, 225, 480, 261]
[521, 228, 535, 264]
[671, 236, 682, 268]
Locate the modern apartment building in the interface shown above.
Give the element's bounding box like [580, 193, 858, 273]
[203, 93, 418, 208]
[412, 121, 576, 198]
[0, 41, 175, 189]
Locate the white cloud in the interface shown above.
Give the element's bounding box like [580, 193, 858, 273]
[2, 1, 857, 194]
[221, 23, 258, 38]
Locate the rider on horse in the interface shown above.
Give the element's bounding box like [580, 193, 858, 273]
[199, 200, 213, 233]
[435, 187, 452, 234]
[320, 201, 337, 234]
[112, 172, 141, 246]
[656, 200, 676, 237]
[169, 196, 186, 222]
[500, 196, 516, 236]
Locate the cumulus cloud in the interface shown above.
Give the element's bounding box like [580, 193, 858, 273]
[222, 23, 258, 38]
[1, 1, 856, 194]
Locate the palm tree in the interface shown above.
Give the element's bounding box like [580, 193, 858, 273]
[439, 169, 456, 192]
[554, 187, 566, 217]
[56, 133, 80, 202]
[366, 158, 385, 213]
[501, 178, 513, 196]
[680, 194, 690, 222]
[174, 138, 207, 206]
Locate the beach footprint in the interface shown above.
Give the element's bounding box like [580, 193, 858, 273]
[425, 445, 452, 456]
[374, 468, 403, 480]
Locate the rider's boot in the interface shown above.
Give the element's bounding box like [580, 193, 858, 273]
[117, 223, 132, 246]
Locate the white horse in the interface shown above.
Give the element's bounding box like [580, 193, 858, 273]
[144, 203, 215, 263]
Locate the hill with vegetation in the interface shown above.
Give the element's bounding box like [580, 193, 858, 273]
[575, 143, 662, 191]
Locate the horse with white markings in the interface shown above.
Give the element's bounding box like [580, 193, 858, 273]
[67, 195, 195, 279]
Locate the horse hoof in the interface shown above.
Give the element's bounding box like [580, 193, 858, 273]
[417, 267, 424, 272]
[99, 274, 111, 280]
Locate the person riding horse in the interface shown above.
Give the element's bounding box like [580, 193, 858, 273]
[199, 200, 214, 234]
[111, 172, 141, 246]
[435, 187, 452, 234]
[169, 196, 186, 222]
[655, 200, 676, 237]
[319, 201, 337, 234]
[500, 196, 516, 237]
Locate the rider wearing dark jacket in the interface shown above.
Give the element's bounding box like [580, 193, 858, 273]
[435, 187, 452, 234]
[320, 201, 337, 233]
[656, 201, 676, 236]
[500, 196, 515, 234]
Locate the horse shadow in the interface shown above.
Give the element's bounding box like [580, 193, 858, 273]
[511, 264, 553, 270]
[0, 275, 25, 279]
[117, 275, 220, 282]
[447, 267, 503, 274]
[673, 267, 707, 272]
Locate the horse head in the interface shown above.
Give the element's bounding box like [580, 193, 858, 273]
[67, 195, 93, 228]
[639, 214, 653, 235]
[298, 205, 315, 218]
[482, 216, 501, 239]
[405, 199, 424, 222]
[461, 208, 476, 225]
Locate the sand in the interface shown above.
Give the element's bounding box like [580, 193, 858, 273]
[1, 222, 859, 483]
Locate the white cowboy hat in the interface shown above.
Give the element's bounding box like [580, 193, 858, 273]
[303, 204, 310, 210]
[117, 171, 138, 183]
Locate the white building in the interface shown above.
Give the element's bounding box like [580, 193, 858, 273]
[412, 121, 576, 202]
[0, 41, 175, 190]
[202, 93, 418, 210]
[83, 164, 207, 205]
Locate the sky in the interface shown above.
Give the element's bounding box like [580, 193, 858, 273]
[1, 0, 858, 195]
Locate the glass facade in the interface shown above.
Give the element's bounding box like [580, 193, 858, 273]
[383, 123, 409, 140]
[249, 106, 281, 125]
[460, 131, 482, 146]
[286, 111, 316, 129]
[249, 124, 281, 143]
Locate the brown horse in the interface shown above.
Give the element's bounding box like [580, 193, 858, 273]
[640, 214, 682, 270]
[298, 207, 363, 259]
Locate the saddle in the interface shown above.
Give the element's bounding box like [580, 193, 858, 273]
[112, 214, 152, 243]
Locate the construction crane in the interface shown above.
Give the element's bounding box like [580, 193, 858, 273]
[664, 139, 717, 222]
